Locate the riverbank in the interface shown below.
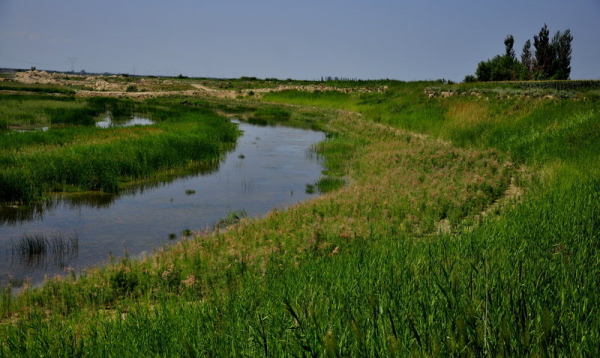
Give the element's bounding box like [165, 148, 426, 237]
[0, 119, 326, 287]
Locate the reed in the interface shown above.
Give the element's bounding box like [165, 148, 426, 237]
[11, 232, 79, 270]
[0, 97, 239, 204]
[214, 209, 248, 229]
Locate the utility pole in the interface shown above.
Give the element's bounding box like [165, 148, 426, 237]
[68, 57, 77, 73]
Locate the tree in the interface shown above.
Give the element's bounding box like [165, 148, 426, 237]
[533, 24, 553, 79]
[463, 74, 476, 83]
[475, 60, 491, 81]
[552, 29, 573, 80]
[468, 24, 573, 82]
[505, 35, 516, 59]
[521, 39, 534, 80]
[475, 34, 521, 82]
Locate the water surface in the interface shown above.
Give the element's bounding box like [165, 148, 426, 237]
[0, 120, 325, 286]
[96, 115, 155, 128]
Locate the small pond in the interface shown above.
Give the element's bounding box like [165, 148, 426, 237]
[3, 113, 154, 133]
[95, 114, 155, 128]
[0, 120, 326, 287]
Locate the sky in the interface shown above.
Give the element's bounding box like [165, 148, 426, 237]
[0, 0, 599, 81]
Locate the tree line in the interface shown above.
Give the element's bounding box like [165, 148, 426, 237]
[465, 24, 573, 82]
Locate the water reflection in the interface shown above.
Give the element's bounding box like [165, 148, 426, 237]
[0, 205, 47, 226]
[0, 159, 223, 226]
[10, 232, 79, 272]
[11, 126, 50, 133]
[96, 115, 155, 128]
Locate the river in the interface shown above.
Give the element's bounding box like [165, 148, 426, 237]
[0, 120, 326, 287]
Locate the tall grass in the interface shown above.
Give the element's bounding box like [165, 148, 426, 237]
[0, 110, 523, 354]
[0, 97, 239, 203]
[0, 94, 170, 128]
[0, 94, 81, 127]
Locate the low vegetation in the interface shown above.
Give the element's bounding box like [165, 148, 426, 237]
[0, 78, 599, 356]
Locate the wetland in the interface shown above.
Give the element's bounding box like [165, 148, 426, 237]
[0, 111, 325, 286]
[1, 75, 600, 356]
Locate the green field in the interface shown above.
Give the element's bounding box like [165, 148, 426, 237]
[1, 80, 599, 356]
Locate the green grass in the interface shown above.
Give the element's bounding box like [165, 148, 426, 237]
[0, 96, 239, 203]
[251, 107, 291, 121]
[0, 82, 76, 94]
[264, 89, 364, 111]
[0, 94, 82, 127]
[315, 176, 346, 193]
[1, 81, 600, 356]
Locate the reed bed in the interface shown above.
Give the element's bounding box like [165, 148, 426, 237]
[0, 97, 239, 204]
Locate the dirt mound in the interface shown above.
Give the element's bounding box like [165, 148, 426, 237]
[13, 70, 88, 86]
[92, 80, 125, 91]
[14, 70, 57, 84]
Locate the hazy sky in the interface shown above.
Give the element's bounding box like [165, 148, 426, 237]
[1, 0, 598, 81]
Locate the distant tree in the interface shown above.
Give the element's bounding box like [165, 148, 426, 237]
[521, 39, 534, 80]
[533, 24, 553, 79]
[468, 24, 573, 82]
[475, 60, 492, 81]
[502, 35, 521, 80]
[505, 35, 516, 59]
[463, 74, 477, 83]
[475, 35, 521, 82]
[552, 29, 573, 80]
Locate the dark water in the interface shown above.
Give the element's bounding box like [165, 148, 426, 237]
[0, 120, 325, 286]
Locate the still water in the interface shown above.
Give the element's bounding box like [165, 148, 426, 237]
[0, 120, 325, 286]
[95, 115, 155, 128]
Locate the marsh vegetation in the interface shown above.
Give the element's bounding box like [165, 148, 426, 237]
[0, 95, 239, 204]
[11, 233, 78, 271]
[1, 77, 599, 356]
[0, 113, 326, 286]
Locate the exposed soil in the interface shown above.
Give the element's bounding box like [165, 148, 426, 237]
[10, 70, 388, 100]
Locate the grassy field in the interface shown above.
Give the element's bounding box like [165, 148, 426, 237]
[1, 80, 599, 356]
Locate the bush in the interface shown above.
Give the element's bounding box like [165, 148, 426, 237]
[45, 107, 96, 126]
[252, 107, 291, 121]
[463, 75, 476, 83]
